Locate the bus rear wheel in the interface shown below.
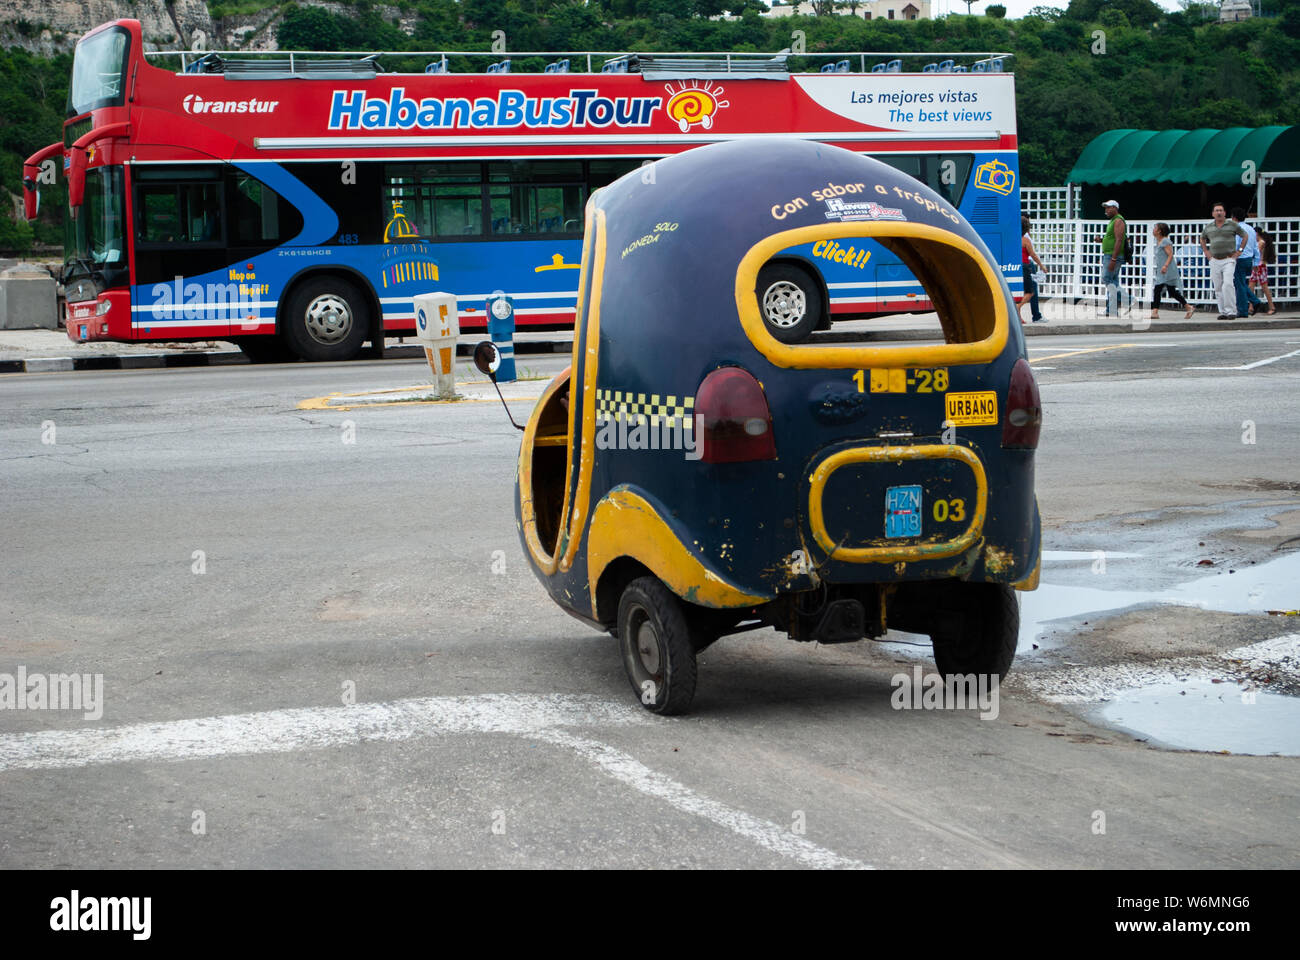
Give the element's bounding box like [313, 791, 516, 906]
[282, 277, 370, 362]
[756, 262, 822, 344]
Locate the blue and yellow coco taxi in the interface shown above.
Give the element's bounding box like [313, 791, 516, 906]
[490, 138, 1042, 715]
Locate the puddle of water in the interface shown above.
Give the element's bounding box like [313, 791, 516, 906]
[1018, 583, 1176, 652]
[1041, 550, 1142, 561]
[1092, 678, 1300, 756]
[1019, 550, 1300, 652]
[1167, 551, 1300, 614]
[879, 551, 1299, 659]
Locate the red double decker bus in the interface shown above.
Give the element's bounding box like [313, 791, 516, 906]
[24, 19, 1019, 362]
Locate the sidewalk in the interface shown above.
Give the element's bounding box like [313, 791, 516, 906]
[0, 328, 571, 373]
[3, 304, 1296, 373]
[820, 300, 1299, 341]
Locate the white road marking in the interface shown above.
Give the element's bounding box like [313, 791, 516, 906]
[1185, 348, 1300, 371]
[0, 692, 869, 870]
[1026, 343, 1183, 351]
[535, 730, 871, 870]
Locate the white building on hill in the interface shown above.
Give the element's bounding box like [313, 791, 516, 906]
[765, 1, 933, 21]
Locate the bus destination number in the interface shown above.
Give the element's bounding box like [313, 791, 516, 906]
[337, 233, 359, 245]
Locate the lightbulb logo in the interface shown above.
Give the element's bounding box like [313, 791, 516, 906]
[663, 80, 729, 132]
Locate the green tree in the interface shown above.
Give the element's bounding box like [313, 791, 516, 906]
[987, 4, 1007, 17]
[276, 5, 345, 50]
[0, 213, 35, 256]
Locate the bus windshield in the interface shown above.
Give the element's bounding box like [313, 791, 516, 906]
[68, 27, 129, 117]
[65, 167, 125, 268]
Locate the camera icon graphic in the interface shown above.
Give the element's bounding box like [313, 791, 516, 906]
[974, 159, 1016, 196]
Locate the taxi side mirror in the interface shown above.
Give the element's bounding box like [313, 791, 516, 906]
[473, 340, 524, 431]
[473, 340, 502, 381]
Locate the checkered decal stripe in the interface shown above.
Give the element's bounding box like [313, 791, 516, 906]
[595, 389, 695, 428]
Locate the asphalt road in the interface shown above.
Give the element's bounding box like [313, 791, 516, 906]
[1, 329, 1298, 869]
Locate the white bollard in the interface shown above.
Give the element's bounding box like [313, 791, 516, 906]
[413, 292, 460, 399]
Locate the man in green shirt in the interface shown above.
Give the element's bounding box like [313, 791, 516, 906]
[1200, 202, 1246, 319]
[1096, 200, 1131, 316]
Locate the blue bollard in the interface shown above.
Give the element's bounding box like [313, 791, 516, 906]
[486, 290, 516, 382]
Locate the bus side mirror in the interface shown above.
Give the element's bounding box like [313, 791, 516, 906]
[22, 178, 39, 220]
[67, 148, 89, 211]
[21, 141, 64, 222]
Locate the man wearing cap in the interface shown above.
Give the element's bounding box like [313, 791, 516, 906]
[1096, 200, 1131, 316]
[1200, 202, 1246, 319]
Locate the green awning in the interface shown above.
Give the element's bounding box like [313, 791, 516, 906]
[1066, 126, 1300, 186]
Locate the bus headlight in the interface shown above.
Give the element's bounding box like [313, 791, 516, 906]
[95, 299, 112, 316]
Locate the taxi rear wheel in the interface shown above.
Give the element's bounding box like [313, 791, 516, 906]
[617, 577, 699, 715]
[930, 583, 1019, 680]
[757, 263, 822, 344]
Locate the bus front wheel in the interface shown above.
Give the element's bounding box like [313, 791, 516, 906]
[282, 277, 370, 362]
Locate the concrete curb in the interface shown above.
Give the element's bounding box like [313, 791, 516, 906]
[2, 318, 1296, 373]
[0, 339, 573, 374]
[1022, 317, 1300, 336]
[814, 316, 1300, 343]
[0, 351, 248, 374]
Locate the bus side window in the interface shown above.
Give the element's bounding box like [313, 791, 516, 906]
[233, 175, 282, 243]
[488, 160, 584, 238]
[384, 162, 485, 240]
[873, 153, 973, 208]
[138, 188, 179, 243]
[136, 180, 222, 246]
[180, 183, 222, 243]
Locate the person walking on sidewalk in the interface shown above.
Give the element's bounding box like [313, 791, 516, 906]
[1020, 215, 1047, 324]
[1230, 207, 1265, 318]
[1251, 229, 1277, 315]
[1150, 223, 1195, 320]
[1096, 200, 1131, 316]
[1200, 202, 1245, 319]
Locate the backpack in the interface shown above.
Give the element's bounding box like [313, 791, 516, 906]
[1116, 216, 1137, 263]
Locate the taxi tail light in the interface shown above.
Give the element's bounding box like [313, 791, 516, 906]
[697, 366, 776, 463]
[1002, 357, 1042, 449]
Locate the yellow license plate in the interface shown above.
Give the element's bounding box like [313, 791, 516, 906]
[945, 391, 998, 426]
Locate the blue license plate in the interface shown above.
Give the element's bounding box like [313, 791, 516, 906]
[79, 324, 88, 339]
[885, 485, 923, 539]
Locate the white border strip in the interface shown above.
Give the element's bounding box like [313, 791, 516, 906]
[255, 131, 1002, 150]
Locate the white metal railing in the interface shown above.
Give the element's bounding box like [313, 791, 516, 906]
[1026, 217, 1298, 309]
[1020, 185, 1079, 222]
[156, 47, 1015, 75]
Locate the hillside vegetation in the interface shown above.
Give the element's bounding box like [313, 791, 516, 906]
[3, 0, 1300, 253]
